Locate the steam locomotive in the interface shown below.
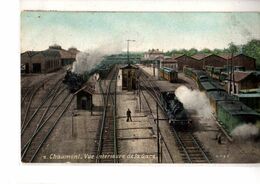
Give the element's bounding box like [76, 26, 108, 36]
[63, 70, 85, 93]
[161, 91, 191, 130]
[63, 63, 115, 93]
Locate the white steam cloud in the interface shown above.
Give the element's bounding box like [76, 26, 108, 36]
[72, 42, 124, 74]
[231, 123, 259, 140]
[175, 85, 212, 119]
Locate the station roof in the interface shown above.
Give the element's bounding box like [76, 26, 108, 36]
[41, 49, 61, 58]
[21, 51, 41, 57]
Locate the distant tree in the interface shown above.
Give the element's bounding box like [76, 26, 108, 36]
[242, 39, 260, 70]
[187, 48, 198, 56]
[228, 42, 238, 55]
[212, 48, 222, 55]
[199, 48, 212, 54]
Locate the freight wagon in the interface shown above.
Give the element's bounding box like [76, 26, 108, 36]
[159, 67, 178, 82]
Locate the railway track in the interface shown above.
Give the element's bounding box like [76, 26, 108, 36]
[21, 78, 64, 132]
[21, 83, 68, 153]
[138, 67, 212, 163]
[21, 80, 95, 162]
[170, 129, 211, 163]
[95, 66, 119, 163]
[21, 73, 97, 162]
[21, 91, 73, 162]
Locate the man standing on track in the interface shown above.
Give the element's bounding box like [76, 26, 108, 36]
[126, 108, 132, 122]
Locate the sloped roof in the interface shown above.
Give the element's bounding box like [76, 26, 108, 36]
[48, 48, 73, 59]
[172, 54, 184, 59]
[21, 51, 41, 57]
[82, 84, 95, 95]
[59, 49, 74, 59]
[233, 53, 256, 60]
[191, 53, 212, 60]
[41, 49, 61, 57]
[218, 53, 232, 60]
[233, 71, 253, 82]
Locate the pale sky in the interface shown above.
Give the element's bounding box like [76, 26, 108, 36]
[21, 11, 260, 52]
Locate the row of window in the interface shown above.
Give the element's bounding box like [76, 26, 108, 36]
[46, 59, 60, 70]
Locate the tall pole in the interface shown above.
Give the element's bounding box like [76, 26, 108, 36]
[126, 40, 135, 65]
[156, 102, 160, 163]
[127, 40, 129, 64]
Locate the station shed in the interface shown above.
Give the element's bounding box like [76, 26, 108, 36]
[76, 85, 95, 110]
[235, 88, 260, 113]
[121, 64, 139, 91]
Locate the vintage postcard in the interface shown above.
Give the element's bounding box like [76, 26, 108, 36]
[21, 11, 260, 163]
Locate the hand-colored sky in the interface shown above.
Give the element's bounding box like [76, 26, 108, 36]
[21, 11, 260, 52]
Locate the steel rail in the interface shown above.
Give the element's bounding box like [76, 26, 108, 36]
[29, 95, 75, 162]
[21, 87, 67, 154]
[21, 80, 63, 134]
[22, 83, 90, 162]
[138, 67, 211, 163]
[95, 70, 113, 162]
[190, 134, 211, 163]
[21, 92, 70, 160]
[95, 66, 119, 163]
[21, 83, 43, 129]
[139, 88, 174, 163]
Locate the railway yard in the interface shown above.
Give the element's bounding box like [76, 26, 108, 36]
[21, 64, 260, 163]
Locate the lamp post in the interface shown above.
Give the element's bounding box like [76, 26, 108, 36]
[127, 39, 136, 64]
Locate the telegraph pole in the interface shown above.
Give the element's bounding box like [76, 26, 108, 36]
[126, 40, 135, 64]
[156, 102, 160, 163]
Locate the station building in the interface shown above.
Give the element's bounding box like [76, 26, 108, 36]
[48, 45, 76, 66]
[121, 64, 138, 91]
[76, 85, 95, 110]
[21, 45, 79, 73]
[143, 49, 164, 61]
[21, 49, 61, 73]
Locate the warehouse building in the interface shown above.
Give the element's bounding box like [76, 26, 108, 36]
[195, 53, 256, 71]
[232, 54, 256, 70]
[48, 45, 75, 66]
[21, 49, 61, 73]
[226, 71, 260, 94]
[161, 57, 178, 71]
[68, 47, 80, 59]
[173, 54, 202, 71]
[21, 45, 80, 73]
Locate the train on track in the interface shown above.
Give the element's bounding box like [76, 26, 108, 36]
[183, 66, 260, 135]
[160, 91, 191, 130]
[159, 67, 178, 82]
[63, 62, 115, 93]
